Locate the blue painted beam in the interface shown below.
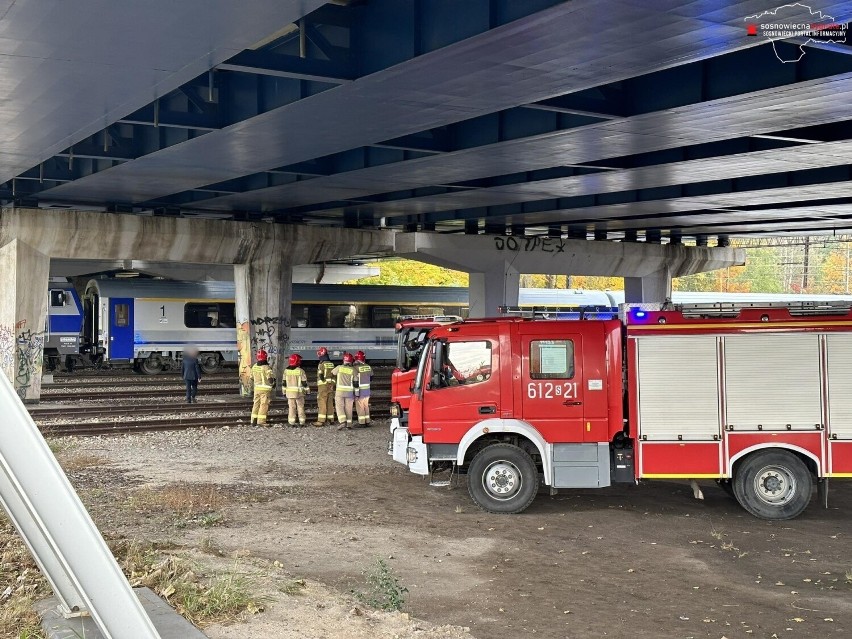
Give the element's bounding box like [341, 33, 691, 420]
[217, 50, 356, 84]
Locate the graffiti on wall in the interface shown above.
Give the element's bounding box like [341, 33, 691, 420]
[0, 325, 45, 400]
[249, 315, 291, 355]
[235, 316, 292, 396]
[236, 321, 253, 395]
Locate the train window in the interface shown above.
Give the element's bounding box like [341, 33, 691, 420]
[529, 339, 574, 379]
[291, 305, 310, 328]
[372, 306, 401, 328]
[114, 304, 130, 327]
[185, 303, 236, 328]
[49, 290, 67, 307]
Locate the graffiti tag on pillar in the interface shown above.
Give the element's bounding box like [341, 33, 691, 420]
[14, 329, 45, 400]
[248, 316, 291, 355]
[494, 236, 566, 253]
[0, 326, 15, 371]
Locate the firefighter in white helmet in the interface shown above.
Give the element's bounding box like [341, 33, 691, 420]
[284, 353, 309, 427]
[332, 352, 356, 430]
[354, 350, 373, 427]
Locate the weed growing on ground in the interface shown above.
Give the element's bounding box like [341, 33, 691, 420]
[129, 482, 224, 518]
[846, 568, 852, 583]
[59, 453, 108, 472]
[279, 578, 307, 596]
[200, 537, 226, 557]
[353, 558, 408, 612]
[46, 438, 75, 455]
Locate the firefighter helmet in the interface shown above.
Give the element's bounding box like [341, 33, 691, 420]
[288, 353, 302, 367]
[256, 349, 268, 362]
[342, 352, 354, 364]
[316, 346, 328, 357]
[355, 350, 366, 362]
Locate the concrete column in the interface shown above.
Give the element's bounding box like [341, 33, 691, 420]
[468, 262, 520, 318]
[234, 256, 293, 395]
[0, 239, 50, 401]
[624, 268, 672, 303]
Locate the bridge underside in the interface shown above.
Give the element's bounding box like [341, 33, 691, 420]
[1, 1, 852, 243]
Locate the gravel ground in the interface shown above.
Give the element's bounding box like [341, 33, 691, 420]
[58, 425, 852, 639]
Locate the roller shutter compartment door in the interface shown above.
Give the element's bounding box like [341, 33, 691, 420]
[826, 334, 852, 440]
[724, 334, 821, 431]
[636, 336, 720, 441]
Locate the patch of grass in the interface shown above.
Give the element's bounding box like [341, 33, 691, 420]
[0, 517, 51, 638]
[846, 568, 852, 583]
[116, 540, 266, 626]
[59, 453, 108, 472]
[199, 512, 224, 528]
[46, 438, 75, 455]
[200, 537, 225, 557]
[353, 558, 408, 612]
[279, 578, 307, 596]
[129, 482, 225, 518]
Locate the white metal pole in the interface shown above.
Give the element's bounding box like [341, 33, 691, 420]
[0, 372, 161, 638]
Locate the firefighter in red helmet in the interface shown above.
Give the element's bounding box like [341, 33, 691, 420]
[332, 352, 356, 429]
[251, 350, 275, 426]
[354, 350, 373, 427]
[284, 353, 309, 426]
[312, 346, 335, 427]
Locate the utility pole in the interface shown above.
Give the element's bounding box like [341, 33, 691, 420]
[802, 237, 810, 292]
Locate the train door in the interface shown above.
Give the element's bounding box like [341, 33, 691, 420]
[108, 298, 134, 359]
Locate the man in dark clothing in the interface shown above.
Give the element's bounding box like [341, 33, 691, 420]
[181, 347, 202, 403]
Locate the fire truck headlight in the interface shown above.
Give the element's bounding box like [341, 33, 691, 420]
[390, 403, 400, 417]
[407, 447, 418, 464]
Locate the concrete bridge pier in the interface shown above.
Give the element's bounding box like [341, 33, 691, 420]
[0, 208, 393, 400]
[234, 255, 293, 395]
[624, 268, 672, 304]
[0, 239, 51, 401]
[394, 232, 745, 317]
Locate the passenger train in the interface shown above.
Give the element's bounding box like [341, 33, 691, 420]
[44, 278, 852, 373]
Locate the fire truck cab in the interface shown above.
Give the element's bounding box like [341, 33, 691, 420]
[390, 304, 852, 520]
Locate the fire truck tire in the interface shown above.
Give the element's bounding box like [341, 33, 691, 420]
[467, 443, 539, 514]
[732, 450, 813, 520]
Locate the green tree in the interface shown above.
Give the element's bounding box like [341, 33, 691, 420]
[345, 259, 468, 286]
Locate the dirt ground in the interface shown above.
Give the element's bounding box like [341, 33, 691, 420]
[58, 422, 852, 639]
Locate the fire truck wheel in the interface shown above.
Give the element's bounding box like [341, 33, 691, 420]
[468, 443, 539, 514]
[732, 450, 813, 520]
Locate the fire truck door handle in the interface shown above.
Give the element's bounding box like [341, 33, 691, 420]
[478, 406, 496, 415]
[563, 400, 582, 406]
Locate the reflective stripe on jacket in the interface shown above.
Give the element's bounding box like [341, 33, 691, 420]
[284, 367, 308, 398]
[252, 363, 274, 391]
[317, 360, 336, 386]
[332, 365, 355, 397]
[356, 363, 372, 396]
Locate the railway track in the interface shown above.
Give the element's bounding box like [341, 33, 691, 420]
[38, 408, 390, 436]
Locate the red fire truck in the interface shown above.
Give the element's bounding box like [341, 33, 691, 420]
[392, 317, 463, 415]
[388, 303, 852, 520]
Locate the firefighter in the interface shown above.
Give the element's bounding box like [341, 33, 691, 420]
[250, 350, 275, 426]
[284, 353, 309, 427]
[354, 350, 373, 427]
[332, 352, 356, 430]
[312, 346, 336, 427]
